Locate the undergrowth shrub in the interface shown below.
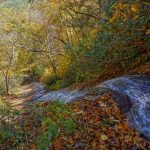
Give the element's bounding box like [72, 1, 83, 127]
[0, 99, 23, 148]
[45, 76, 63, 91]
[30, 65, 44, 81]
[0, 100, 75, 149]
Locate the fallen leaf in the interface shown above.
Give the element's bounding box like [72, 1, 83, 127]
[29, 144, 36, 149]
[68, 137, 74, 145]
[91, 141, 97, 150]
[53, 137, 62, 150]
[131, 4, 138, 13]
[100, 135, 108, 141]
[145, 29, 150, 35]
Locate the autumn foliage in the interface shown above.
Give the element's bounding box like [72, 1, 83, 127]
[0, 0, 150, 149]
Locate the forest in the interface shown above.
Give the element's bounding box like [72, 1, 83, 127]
[0, 0, 150, 149]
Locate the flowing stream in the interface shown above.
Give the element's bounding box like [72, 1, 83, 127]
[31, 73, 150, 138]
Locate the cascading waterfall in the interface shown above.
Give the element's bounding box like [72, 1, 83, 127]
[32, 73, 150, 138]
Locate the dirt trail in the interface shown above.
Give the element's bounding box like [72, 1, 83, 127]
[7, 82, 46, 110]
[7, 83, 33, 109]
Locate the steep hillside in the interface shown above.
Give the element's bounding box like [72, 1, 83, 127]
[0, 0, 149, 149]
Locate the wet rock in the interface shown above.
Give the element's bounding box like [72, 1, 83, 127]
[111, 92, 133, 113]
[36, 85, 108, 103]
[101, 73, 150, 138]
[32, 82, 46, 101]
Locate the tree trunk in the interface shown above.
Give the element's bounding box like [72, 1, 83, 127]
[5, 75, 9, 95]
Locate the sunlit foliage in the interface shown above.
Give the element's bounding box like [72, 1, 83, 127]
[0, 0, 149, 92]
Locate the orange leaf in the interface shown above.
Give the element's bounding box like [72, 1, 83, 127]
[130, 4, 138, 13]
[67, 137, 74, 145]
[29, 144, 36, 149]
[91, 141, 97, 150]
[53, 137, 62, 150]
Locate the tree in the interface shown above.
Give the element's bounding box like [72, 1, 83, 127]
[0, 38, 18, 95]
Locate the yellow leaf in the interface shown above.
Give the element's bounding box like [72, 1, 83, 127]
[133, 15, 139, 20]
[130, 4, 138, 13]
[91, 141, 97, 150]
[100, 134, 108, 141]
[67, 137, 74, 145]
[109, 18, 114, 23]
[145, 29, 150, 35]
